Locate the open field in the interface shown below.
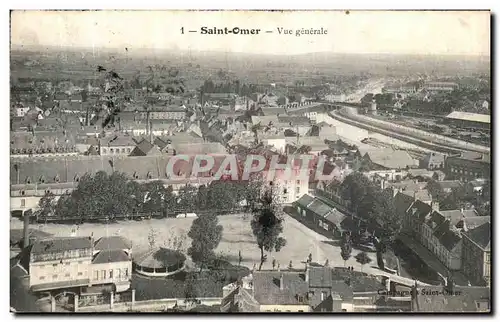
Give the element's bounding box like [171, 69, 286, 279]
[11, 213, 376, 271]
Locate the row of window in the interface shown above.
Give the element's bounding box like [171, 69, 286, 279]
[39, 260, 84, 268]
[39, 271, 83, 281]
[102, 148, 132, 154]
[93, 268, 129, 281]
[450, 167, 482, 178]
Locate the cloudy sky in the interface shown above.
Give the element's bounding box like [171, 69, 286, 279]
[10, 10, 490, 56]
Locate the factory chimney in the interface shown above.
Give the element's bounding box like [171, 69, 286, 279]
[23, 210, 30, 249]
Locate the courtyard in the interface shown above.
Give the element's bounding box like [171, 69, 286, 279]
[10, 213, 377, 271]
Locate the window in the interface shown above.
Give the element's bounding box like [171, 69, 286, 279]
[296, 187, 300, 194]
[94, 271, 99, 280]
[78, 272, 83, 276]
[124, 268, 129, 277]
[40, 276, 45, 280]
[127, 148, 131, 153]
[20, 199, 26, 207]
[102, 148, 107, 154]
[109, 269, 113, 279]
[65, 273, 70, 277]
[122, 148, 126, 153]
[116, 269, 121, 279]
[65, 262, 70, 266]
[321, 291, 327, 301]
[53, 264, 57, 267]
[485, 253, 490, 263]
[296, 180, 300, 185]
[101, 270, 106, 280]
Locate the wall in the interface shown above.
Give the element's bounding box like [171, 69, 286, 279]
[259, 304, 311, 312]
[30, 257, 92, 287]
[90, 261, 132, 285]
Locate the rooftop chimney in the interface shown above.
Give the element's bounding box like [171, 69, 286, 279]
[23, 211, 30, 249]
[305, 263, 310, 283]
[279, 274, 284, 290]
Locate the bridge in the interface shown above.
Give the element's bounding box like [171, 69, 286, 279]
[363, 266, 433, 288]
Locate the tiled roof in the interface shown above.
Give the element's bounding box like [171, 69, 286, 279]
[463, 222, 491, 251]
[252, 271, 309, 305]
[324, 209, 347, 226]
[308, 266, 333, 288]
[437, 229, 462, 251]
[437, 180, 463, 190]
[401, 189, 432, 203]
[307, 200, 333, 217]
[277, 116, 310, 126]
[445, 111, 490, 124]
[92, 249, 130, 264]
[462, 216, 490, 231]
[10, 154, 230, 184]
[440, 209, 477, 226]
[100, 134, 136, 147]
[407, 200, 432, 223]
[132, 247, 186, 269]
[94, 236, 132, 251]
[425, 211, 447, 231]
[172, 142, 227, 155]
[31, 237, 93, 254]
[393, 192, 415, 215]
[295, 194, 315, 208]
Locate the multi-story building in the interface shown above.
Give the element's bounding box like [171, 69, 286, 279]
[99, 134, 136, 156]
[444, 152, 491, 182]
[225, 265, 409, 312]
[29, 237, 94, 293]
[423, 82, 459, 92]
[462, 221, 491, 287]
[28, 235, 132, 294]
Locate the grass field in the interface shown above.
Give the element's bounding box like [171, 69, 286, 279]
[11, 213, 377, 271]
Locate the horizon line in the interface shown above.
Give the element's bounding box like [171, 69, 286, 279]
[10, 44, 491, 58]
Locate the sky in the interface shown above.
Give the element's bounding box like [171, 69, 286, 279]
[10, 10, 490, 56]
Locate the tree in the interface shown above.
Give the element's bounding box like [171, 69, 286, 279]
[307, 253, 313, 263]
[251, 188, 287, 270]
[324, 259, 329, 267]
[187, 214, 223, 272]
[340, 172, 374, 213]
[340, 233, 352, 267]
[143, 180, 171, 216]
[177, 184, 198, 213]
[288, 260, 293, 270]
[148, 228, 157, 250]
[38, 191, 56, 219]
[272, 259, 277, 270]
[55, 171, 138, 221]
[355, 252, 372, 272]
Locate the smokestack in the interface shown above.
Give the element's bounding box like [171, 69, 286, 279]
[23, 211, 30, 249]
[146, 111, 151, 137]
[149, 120, 153, 144]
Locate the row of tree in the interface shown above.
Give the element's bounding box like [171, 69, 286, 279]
[38, 171, 264, 222]
[340, 172, 400, 239]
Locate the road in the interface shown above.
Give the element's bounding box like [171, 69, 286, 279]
[283, 213, 430, 287]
